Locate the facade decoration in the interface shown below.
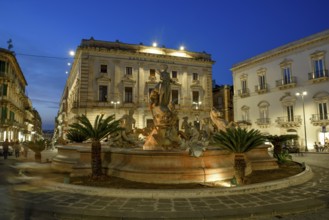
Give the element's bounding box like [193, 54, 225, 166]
[0, 48, 42, 142]
[231, 30, 329, 150]
[212, 83, 234, 123]
[54, 38, 214, 142]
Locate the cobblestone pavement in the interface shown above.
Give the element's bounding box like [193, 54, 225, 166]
[0, 152, 329, 219]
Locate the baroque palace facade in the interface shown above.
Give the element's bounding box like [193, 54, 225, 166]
[232, 30, 329, 151]
[0, 48, 42, 142]
[55, 38, 214, 139]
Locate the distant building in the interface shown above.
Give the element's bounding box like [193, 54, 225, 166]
[43, 130, 54, 141]
[0, 48, 42, 141]
[55, 38, 214, 139]
[232, 30, 329, 151]
[212, 83, 234, 122]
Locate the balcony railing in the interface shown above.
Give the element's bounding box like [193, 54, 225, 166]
[254, 84, 268, 94]
[237, 88, 250, 98]
[276, 76, 297, 89]
[276, 116, 302, 127]
[308, 70, 329, 83]
[236, 120, 252, 128]
[311, 113, 329, 126]
[256, 118, 270, 125]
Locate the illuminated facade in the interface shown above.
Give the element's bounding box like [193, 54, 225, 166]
[212, 84, 234, 123]
[232, 30, 329, 150]
[55, 38, 214, 139]
[0, 48, 42, 142]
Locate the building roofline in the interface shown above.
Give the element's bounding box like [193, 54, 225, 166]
[0, 48, 28, 85]
[79, 37, 215, 63]
[231, 29, 329, 72]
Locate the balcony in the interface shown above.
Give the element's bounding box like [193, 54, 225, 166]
[308, 70, 328, 83]
[255, 84, 268, 94]
[256, 118, 270, 126]
[237, 88, 250, 98]
[0, 119, 22, 128]
[276, 116, 302, 128]
[236, 120, 252, 128]
[276, 76, 297, 90]
[311, 114, 329, 126]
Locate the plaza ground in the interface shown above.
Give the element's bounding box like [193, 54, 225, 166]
[0, 149, 328, 219]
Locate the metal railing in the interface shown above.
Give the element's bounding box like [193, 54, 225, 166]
[276, 76, 297, 87]
[255, 84, 268, 93]
[311, 113, 329, 121]
[308, 70, 328, 80]
[237, 88, 250, 97]
[276, 115, 302, 127]
[256, 118, 270, 125]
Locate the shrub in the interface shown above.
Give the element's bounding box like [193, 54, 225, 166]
[66, 129, 88, 143]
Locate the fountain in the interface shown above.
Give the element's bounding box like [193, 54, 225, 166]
[52, 66, 278, 184]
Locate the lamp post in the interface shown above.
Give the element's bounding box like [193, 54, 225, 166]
[296, 91, 308, 152]
[193, 101, 202, 110]
[111, 101, 120, 109]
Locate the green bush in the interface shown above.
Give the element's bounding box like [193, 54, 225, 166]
[25, 140, 46, 153]
[66, 129, 88, 143]
[276, 150, 292, 164]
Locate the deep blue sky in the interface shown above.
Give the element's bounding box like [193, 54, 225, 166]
[1, 0, 329, 130]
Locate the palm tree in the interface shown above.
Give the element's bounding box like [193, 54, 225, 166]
[265, 135, 298, 158]
[213, 127, 265, 185]
[66, 128, 88, 143]
[69, 114, 121, 179]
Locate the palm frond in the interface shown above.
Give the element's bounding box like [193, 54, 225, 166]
[214, 127, 265, 153]
[68, 114, 121, 141]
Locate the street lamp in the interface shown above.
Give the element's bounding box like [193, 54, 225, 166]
[111, 101, 120, 109]
[193, 101, 202, 110]
[296, 91, 308, 152]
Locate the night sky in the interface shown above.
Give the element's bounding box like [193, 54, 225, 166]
[1, 0, 329, 130]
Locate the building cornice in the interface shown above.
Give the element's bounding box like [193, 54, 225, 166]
[231, 29, 329, 72]
[0, 48, 28, 86]
[79, 38, 215, 65]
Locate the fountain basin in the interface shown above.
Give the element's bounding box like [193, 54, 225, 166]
[51, 144, 278, 184]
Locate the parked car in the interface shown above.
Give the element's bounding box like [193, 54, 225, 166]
[0, 142, 14, 156]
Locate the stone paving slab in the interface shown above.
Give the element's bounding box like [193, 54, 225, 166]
[1, 152, 329, 219]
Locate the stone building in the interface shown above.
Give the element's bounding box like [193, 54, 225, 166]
[55, 38, 214, 139]
[0, 48, 41, 142]
[212, 83, 234, 123]
[232, 30, 329, 151]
